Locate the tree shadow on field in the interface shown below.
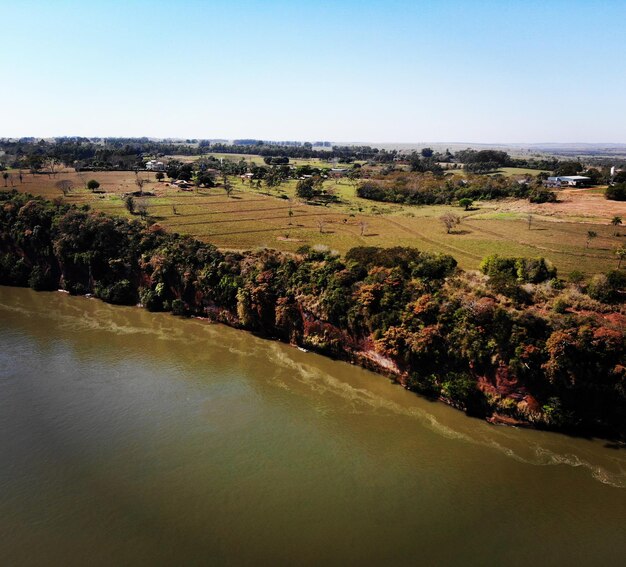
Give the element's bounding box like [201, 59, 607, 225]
[364, 233, 379, 237]
[450, 229, 472, 235]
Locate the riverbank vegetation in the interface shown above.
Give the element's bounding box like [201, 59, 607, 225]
[1, 191, 624, 439]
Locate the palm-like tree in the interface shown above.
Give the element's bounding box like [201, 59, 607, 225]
[611, 216, 622, 236]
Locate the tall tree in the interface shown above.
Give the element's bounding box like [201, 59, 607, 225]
[586, 230, 598, 248]
[611, 216, 622, 236]
[55, 179, 74, 196]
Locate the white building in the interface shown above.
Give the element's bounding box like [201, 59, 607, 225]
[545, 175, 591, 188]
[145, 160, 166, 172]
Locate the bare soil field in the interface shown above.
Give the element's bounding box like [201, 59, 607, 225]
[489, 188, 626, 223]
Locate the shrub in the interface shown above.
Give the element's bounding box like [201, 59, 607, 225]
[529, 189, 557, 203]
[480, 254, 556, 283]
[606, 183, 626, 201]
[405, 372, 440, 398]
[553, 298, 568, 314]
[515, 257, 557, 283]
[139, 287, 164, 312]
[487, 272, 531, 303]
[568, 271, 585, 285]
[345, 246, 457, 281]
[542, 397, 568, 427]
[480, 255, 517, 279]
[440, 372, 478, 406]
[171, 298, 187, 316]
[0, 254, 28, 285]
[587, 270, 626, 303]
[9, 258, 30, 286]
[28, 265, 57, 291]
[94, 279, 136, 305]
[549, 277, 565, 291]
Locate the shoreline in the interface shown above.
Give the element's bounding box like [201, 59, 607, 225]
[1, 191, 624, 441]
[9, 285, 612, 445]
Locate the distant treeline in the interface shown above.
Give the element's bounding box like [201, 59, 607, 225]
[0, 138, 399, 170]
[1, 191, 624, 439]
[0, 138, 565, 171]
[197, 142, 399, 162]
[0, 139, 619, 183]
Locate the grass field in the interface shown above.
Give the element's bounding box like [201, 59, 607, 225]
[3, 167, 625, 276]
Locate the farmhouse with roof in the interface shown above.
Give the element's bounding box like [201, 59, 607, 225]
[544, 175, 591, 188]
[145, 160, 166, 171]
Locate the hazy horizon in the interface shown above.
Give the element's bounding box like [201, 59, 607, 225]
[2, 0, 626, 143]
[5, 137, 626, 149]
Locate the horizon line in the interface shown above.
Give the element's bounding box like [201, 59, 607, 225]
[2, 136, 626, 147]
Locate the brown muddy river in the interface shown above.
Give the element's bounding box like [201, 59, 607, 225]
[1, 286, 625, 566]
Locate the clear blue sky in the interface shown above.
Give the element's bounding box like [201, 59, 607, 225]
[2, 0, 625, 143]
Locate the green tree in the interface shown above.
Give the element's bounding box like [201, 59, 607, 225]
[222, 175, 234, 197]
[347, 168, 361, 187]
[265, 168, 282, 190]
[554, 161, 583, 176]
[87, 179, 100, 192]
[196, 173, 215, 188]
[458, 198, 473, 210]
[155, 172, 165, 182]
[296, 178, 316, 200]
